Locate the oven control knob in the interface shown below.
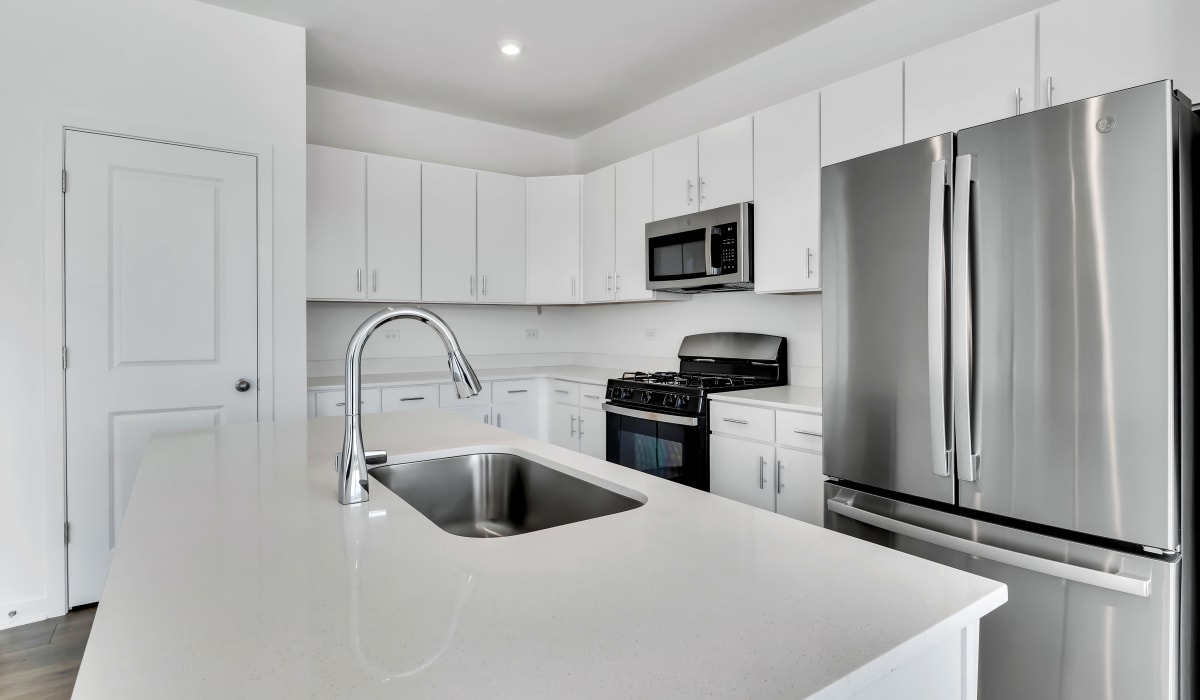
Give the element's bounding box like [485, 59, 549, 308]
[674, 395, 687, 408]
[639, 391, 652, 404]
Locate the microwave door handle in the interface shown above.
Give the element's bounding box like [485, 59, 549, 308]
[704, 227, 715, 275]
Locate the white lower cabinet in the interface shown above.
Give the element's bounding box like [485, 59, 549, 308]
[549, 401, 578, 450]
[492, 401, 539, 439]
[549, 380, 608, 459]
[709, 401, 824, 526]
[710, 434, 776, 511]
[577, 407, 606, 460]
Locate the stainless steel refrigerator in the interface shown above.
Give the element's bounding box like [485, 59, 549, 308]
[821, 80, 1195, 699]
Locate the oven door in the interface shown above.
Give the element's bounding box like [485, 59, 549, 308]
[603, 403, 708, 491]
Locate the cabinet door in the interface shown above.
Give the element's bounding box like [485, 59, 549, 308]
[709, 434, 775, 511]
[447, 404, 492, 426]
[307, 145, 365, 299]
[421, 163, 477, 303]
[905, 13, 1036, 143]
[476, 171, 526, 303]
[577, 406, 606, 460]
[652, 136, 698, 220]
[697, 116, 754, 211]
[366, 154, 421, 301]
[493, 401, 539, 439]
[526, 176, 581, 304]
[821, 62, 904, 166]
[1039, 0, 1176, 109]
[774, 446, 824, 526]
[549, 402, 578, 450]
[753, 92, 821, 293]
[581, 165, 616, 302]
[614, 152, 655, 301]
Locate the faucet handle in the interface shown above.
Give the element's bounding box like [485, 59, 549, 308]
[364, 450, 388, 466]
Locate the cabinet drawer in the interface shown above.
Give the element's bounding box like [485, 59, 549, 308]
[775, 411, 823, 451]
[493, 378, 538, 403]
[439, 381, 492, 406]
[380, 384, 439, 412]
[550, 379, 579, 405]
[578, 384, 606, 411]
[710, 401, 774, 443]
[314, 387, 381, 417]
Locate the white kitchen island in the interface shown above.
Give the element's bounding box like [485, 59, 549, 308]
[74, 410, 1005, 699]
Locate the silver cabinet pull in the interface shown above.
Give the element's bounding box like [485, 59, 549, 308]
[356, 269, 363, 293]
[484, 414, 489, 425]
[1045, 76, 1054, 108]
[577, 415, 584, 436]
[722, 417, 749, 425]
[686, 178, 694, 205]
[482, 275, 488, 296]
[507, 389, 528, 394]
[372, 269, 378, 292]
[928, 158, 952, 478]
[398, 396, 424, 402]
[571, 276, 576, 297]
[1014, 87, 1023, 115]
[469, 274, 475, 297]
[606, 273, 612, 292]
[952, 154, 980, 482]
[496, 412, 501, 428]
[569, 414, 576, 437]
[758, 456, 766, 490]
[336, 400, 366, 407]
[776, 460, 784, 494]
[806, 248, 814, 278]
[615, 273, 621, 291]
[792, 429, 821, 437]
[698, 176, 706, 203]
[554, 389, 569, 395]
[583, 394, 600, 400]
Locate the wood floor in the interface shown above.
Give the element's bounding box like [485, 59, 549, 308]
[0, 607, 95, 700]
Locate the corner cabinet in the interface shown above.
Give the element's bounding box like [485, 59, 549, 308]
[652, 116, 753, 220]
[526, 176, 581, 305]
[753, 92, 821, 293]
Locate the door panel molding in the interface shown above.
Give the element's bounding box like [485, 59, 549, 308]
[41, 113, 277, 619]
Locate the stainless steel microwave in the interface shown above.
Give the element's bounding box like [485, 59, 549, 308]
[644, 202, 753, 293]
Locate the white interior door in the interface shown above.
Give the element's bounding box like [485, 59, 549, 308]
[64, 130, 259, 606]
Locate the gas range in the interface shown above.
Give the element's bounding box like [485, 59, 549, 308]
[605, 372, 779, 415]
[602, 332, 788, 491]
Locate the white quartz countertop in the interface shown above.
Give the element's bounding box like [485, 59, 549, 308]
[308, 364, 624, 390]
[75, 410, 1004, 699]
[710, 385, 824, 413]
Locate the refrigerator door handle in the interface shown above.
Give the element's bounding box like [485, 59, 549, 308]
[951, 153, 980, 481]
[928, 158, 952, 477]
[826, 497, 1152, 597]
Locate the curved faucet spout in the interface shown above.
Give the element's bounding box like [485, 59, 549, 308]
[338, 306, 482, 505]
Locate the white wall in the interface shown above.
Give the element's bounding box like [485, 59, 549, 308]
[574, 0, 1051, 170]
[0, 0, 306, 624]
[308, 87, 575, 177]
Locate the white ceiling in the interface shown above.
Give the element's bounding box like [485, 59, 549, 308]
[197, 0, 870, 138]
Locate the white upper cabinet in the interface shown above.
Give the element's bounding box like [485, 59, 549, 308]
[581, 165, 616, 303]
[697, 116, 754, 211]
[476, 171, 526, 304]
[614, 152, 656, 301]
[1039, 0, 1176, 109]
[753, 92, 821, 294]
[652, 135, 698, 220]
[421, 163, 477, 303]
[365, 154, 421, 301]
[307, 145, 366, 300]
[821, 61, 904, 166]
[905, 14, 1036, 143]
[653, 117, 754, 220]
[526, 176, 581, 305]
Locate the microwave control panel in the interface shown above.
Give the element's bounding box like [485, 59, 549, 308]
[712, 223, 739, 273]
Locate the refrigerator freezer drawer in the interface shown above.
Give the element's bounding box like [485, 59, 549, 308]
[825, 483, 1183, 700]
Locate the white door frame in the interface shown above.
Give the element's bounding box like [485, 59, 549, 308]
[41, 114, 277, 618]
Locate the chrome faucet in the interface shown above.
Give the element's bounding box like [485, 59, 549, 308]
[337, 305, 482, 505]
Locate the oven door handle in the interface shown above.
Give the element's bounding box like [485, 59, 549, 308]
[602, 403, 699, 427]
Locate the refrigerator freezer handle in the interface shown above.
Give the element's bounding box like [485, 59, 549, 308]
[826, 497, 1151, 597]
[952, 153, 981, 481]
[928, 159, 952, 477]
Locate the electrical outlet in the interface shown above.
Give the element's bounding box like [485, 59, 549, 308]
[525, 329, 539, 340]
[382, 330, 401, 342]
[645, 329, 656, 340]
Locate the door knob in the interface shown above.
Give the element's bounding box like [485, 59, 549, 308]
[235, 378, 253, 393]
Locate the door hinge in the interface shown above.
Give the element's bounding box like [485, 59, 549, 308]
[64, 522, 70, 544]
[61, 170, 67, 194]
[62, 346, 68, 370]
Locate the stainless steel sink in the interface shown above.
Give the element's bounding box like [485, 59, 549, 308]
[369, 452, 644, 537]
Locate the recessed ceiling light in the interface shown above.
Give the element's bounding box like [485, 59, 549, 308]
[498, 40, 524, 57]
